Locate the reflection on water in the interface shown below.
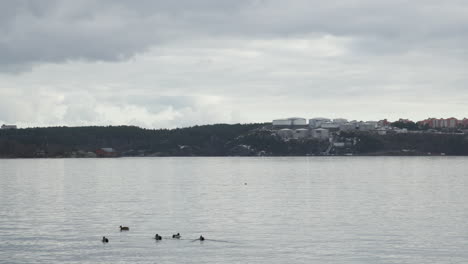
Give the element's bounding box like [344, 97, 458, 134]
[1, 157, 468, 263]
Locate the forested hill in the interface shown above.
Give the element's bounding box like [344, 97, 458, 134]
[1, 124, 468, 158]
[0, 124, 267, 157]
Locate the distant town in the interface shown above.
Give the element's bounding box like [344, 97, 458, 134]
[270, 116, 468, 140]
[255, 117, 466, 156]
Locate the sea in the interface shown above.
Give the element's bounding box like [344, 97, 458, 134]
[1, 157, 468, 263]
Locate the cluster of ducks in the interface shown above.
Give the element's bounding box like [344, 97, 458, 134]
[101, 226, 205, 243]
[154, 232, 205, 241]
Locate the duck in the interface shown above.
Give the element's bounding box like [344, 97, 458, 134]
[120, 225, 129, 231]
[154, 234, 162, 240]
[102, 236, 109, 243]
[199, 235, 205, 241]
[172, 233, 181, 239]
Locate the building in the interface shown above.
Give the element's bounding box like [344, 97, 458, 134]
[293, 128, 310, 139]
[333, 142, 345, 148]
[358, 122, 377, 131]
[340, 123, 357, 131]
[375, 128, 388, 135]
[332, 118, 348, 124]
[309, 118, 331, 128]
[312, 128, 329, 140]
[272, 117, 307, 128]
[96, 148, 118, 157]
[272, 119, 292, 127]
[277, 128, 294, 140]
[321, 122, 340, 130]
[420, 118, 441, 128]
[460, 118, 468, 128]
[446, 117, 458, 128]
[378, 119, 390, 127]
[418, 117, 460, 129]
[290, 117, 307, 126]
[395, 128, 408, 134]
[1, 124, 17, 129]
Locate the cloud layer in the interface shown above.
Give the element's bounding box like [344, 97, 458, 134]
[1, 1, 468, 128]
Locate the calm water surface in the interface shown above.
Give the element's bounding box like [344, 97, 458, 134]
[1, 157, 468, 263]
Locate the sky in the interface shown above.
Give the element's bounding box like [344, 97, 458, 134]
[1, 0, 468, 128]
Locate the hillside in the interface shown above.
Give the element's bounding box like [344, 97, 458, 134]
[0, 124, 467, 157]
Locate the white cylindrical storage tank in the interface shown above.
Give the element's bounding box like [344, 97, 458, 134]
[293, 128, 310, 139]
[333, 118, 348, 124]
[309, 118, 331, 128]
[312, 128, 329, 140]
[289, 117, 307, 126]
[277, 128, 294, 139]
[273, 119, 292, 126]
[321, 122, 339, 129]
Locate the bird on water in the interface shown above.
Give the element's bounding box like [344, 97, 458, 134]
[102, 236, 109, 243]
[172, 233, 181, 239]
[120, 225, 129, 231]
[154, 234, 162, 240]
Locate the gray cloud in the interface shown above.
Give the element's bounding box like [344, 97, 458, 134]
[2, 0, 468, 70]
[1, 1, 468, 127]
[0, 0, 251, 70]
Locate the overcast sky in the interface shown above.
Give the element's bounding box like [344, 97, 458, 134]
[1, 0, 468, 128]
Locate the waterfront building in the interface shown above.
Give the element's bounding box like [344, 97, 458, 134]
[96, 148, 118, 157]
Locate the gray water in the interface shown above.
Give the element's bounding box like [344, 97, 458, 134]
[1, 157, 468, 264]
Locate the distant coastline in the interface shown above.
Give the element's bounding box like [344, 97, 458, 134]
[0, 122, 467, 158]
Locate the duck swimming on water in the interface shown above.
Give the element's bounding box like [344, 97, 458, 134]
[102, 236, 109, 243]
[199, 235, 205, 241]
[172, 233, 181, 239]
[154, 234, 162, 240]
[120, 225, 129, 231]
